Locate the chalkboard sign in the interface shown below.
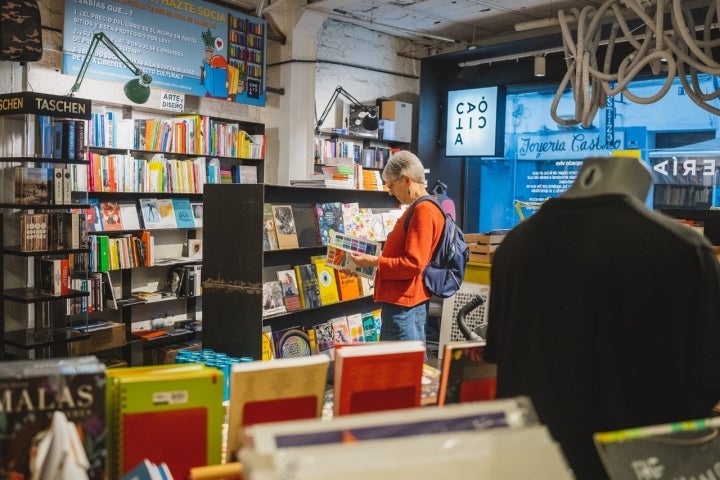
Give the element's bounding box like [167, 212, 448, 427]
[594, 417, 720, 479]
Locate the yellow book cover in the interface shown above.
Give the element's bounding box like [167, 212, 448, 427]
[226, 355, 330, 461]
[262, 325, 276, 360]
[310, 255, 340, 306]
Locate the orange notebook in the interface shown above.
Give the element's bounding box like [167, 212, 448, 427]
[437, 341, 497, 406]
[333, 341, 425, 416]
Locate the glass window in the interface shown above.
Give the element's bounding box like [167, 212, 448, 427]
[473, 75, 720, 232]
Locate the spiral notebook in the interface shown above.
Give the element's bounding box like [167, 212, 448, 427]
[107, 364, 224, 479]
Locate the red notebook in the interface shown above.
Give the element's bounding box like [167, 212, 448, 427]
[333, 341, 426, 416]
[122, 408, 207, 479]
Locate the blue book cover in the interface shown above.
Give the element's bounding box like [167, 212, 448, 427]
[172, 198, 196, 229]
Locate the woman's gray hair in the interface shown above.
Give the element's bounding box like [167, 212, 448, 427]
[382, 150, 426, 184]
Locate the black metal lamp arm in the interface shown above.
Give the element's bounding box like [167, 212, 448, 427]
[315, 86, 376, 133]
[69, 32, 147, 96]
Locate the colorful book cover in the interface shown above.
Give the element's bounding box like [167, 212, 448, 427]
[172, 198, 196, 229]
[330, 316, 351, 344]
[294, 263, 322, 309]
[361, 311, 379, 342]
[314, 201, 345, 246]
[263, 203, 279, 251]
[325, 231, 381, 279]
[271, 325, 316, 359]
[156, 198, 178, 228]
[262, 280, 287, 317]
[262, 325, 276, 361]
[333, 341, 426, 416]
[139, 198, 162, 229]
[277, 269, 302, 312]
[438, 341, 497, 406]
[226, 355, 331, 460]
[311, 320, 335, 356]
[346, 312, 365, 343]
[0, 357, 107, 480]
[334, 268, 362, 301]
[106, 364, 224, 480]
[310, 255, 340, 306]
[272, 204, 299, 249]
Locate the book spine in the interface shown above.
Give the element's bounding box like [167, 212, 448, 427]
[63, 168, 72, 204]
[53, 167, 64, 204]
[74, 119, 86, 161]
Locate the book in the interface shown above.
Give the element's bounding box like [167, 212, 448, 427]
[261, 325, 276, 361]
[63, 167, 73, 204]
[40, 258, 62, 296]
[294, 263, 322, 309]
[118, 202, 142, 230]
[310, 319, 335, 357]
[190, 202, 203, 228]
[139, 198, 162, 229]
[0, 357, 107, 480]
[53, 167, 64, 204]
[271, 325, 316, 359]
[333, 340, 426, 416]
[262, 280, 287, 317]
[325, 231, 381, 279]
[15, 166, 50, 204]
[226, 355, 331, 461]
[172, 197, 196, 228]
[156, 198, 178, 228]
[438, 340, 497, 406]
[334, 268, 362, 301]
[346, 312, 365, 342]
[100, 201, 123, 230]
[187, 238, 203, 259]
[85, 198, 104, 232]
[361, 310, 379, 342]
[310, 255, 340, 306]
[243, 395, 538, 455]
[271, 204, 299, 249]
[314, 201, 345, 245]
[594, 417, 720, 480]
[106, 364, 224, 480]
[276, 269, 302, 312]
[20, 213, 49, 252]
[262, 203, 279, 251]
[330, 316, 351, 344]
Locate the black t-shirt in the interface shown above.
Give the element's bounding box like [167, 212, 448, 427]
[484, 194, 720, 480]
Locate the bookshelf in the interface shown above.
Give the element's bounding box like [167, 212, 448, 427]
[314, 131, 409, 168]
[226, 13, 267, 106]
[202, 184, 398, 359]
[0, 92, 92, 360]
[75, 105, 265, 365]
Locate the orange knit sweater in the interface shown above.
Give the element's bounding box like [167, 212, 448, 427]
[374, 201, 445, 307]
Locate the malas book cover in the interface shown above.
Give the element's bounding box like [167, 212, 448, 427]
[0, 357, 107, 480]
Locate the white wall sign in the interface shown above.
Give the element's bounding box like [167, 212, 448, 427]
[446, 86, 498, 157]
[160, 91, 185, 112]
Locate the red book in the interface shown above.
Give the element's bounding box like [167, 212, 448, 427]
[60, 258, 69, 295]
[437, 341, 497, 406]
[333, 341, 426, 416]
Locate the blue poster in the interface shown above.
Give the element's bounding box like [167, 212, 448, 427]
[63, 0, 266, 107]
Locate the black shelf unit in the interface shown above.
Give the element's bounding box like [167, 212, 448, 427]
[203, 183, 398, 359]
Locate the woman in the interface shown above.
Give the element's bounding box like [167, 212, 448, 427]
[351, 150, 445, 342]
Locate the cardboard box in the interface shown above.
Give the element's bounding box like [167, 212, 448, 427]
[69, 323, 126, 355]
[145, 340, 202, 365]
[380, 100, 412, 142]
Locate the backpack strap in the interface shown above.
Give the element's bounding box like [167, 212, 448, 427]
[403, 195, 445, 232]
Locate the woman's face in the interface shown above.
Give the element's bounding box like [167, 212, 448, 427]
[384, 174, 410, 203]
